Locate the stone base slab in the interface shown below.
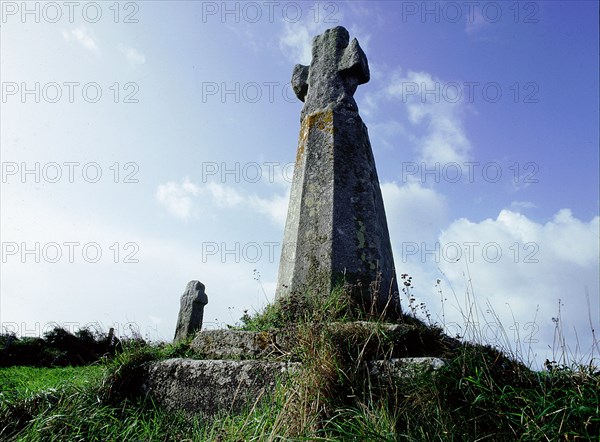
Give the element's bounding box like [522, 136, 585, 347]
[191, 322, 416, 360]
[143, 358, 300, 418]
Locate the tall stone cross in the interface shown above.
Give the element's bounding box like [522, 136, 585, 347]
[276, 26, 400, 317]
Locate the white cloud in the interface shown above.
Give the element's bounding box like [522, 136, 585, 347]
[156, 178, 289, 228]
[377, 196, 599, 368]
[375, 122, 414, 153]
[387, 69, 472, 164]
[278, 19, 370, 68]
[348, 24, 371, 54]
[118, 43, 146, 66]
[381, 180, 449, 245]
[432, 209, 600, 366]
[279, 21, 320, 65]
[0, 188, 277, 342]
[359, 92, 379, 119]
[206, 181, 245, 208]
[249, 193, 289, 228]
[541, 209, 600, 266]
[156, 177, 200, 220]
[62, 26, 99, 53]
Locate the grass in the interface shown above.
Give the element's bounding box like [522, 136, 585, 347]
[1, 279, 599, 440]
[0, 340, 209, 441]
[3, 344, 597, 441]
[0, 344, 316, 441]
[0, 385, 206, 441]
[235, 281, 600, 440]
[0, 365, 104, 400]
[236, 282, 360, 331]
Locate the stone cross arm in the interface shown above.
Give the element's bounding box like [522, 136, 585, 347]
[291, 26, 370, 108]
[292, 64, 310, 103]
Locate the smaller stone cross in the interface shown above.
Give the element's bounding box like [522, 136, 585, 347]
[174, 280, 208, 342]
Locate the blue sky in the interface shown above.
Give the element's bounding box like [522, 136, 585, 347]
[1, 1, 598, 368]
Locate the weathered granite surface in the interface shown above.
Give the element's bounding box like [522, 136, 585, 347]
[143, 358, 299, 417]
[369, 357, 446, 378]
[191, 329, 279, 360]
[292, 26, 369, 119]
[190, 322, 429, 361]
[143, 356, 446, 417]
[276, 26, 400, 316]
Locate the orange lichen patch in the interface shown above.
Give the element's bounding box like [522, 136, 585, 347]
[296, 109, 335, 165]
[295, 143, 305, 165]
[296, 133, 306, 165]
[314, 108, 334, 133]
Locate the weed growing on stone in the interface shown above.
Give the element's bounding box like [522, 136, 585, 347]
[236, 277, 600, 440]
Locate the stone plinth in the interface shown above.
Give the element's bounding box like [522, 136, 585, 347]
[143, 359, 299, 417]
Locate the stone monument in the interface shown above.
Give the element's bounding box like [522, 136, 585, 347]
[145, 28, 454, 419]
[276, 26, 400, 316]
[173, 280, 208, 342]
